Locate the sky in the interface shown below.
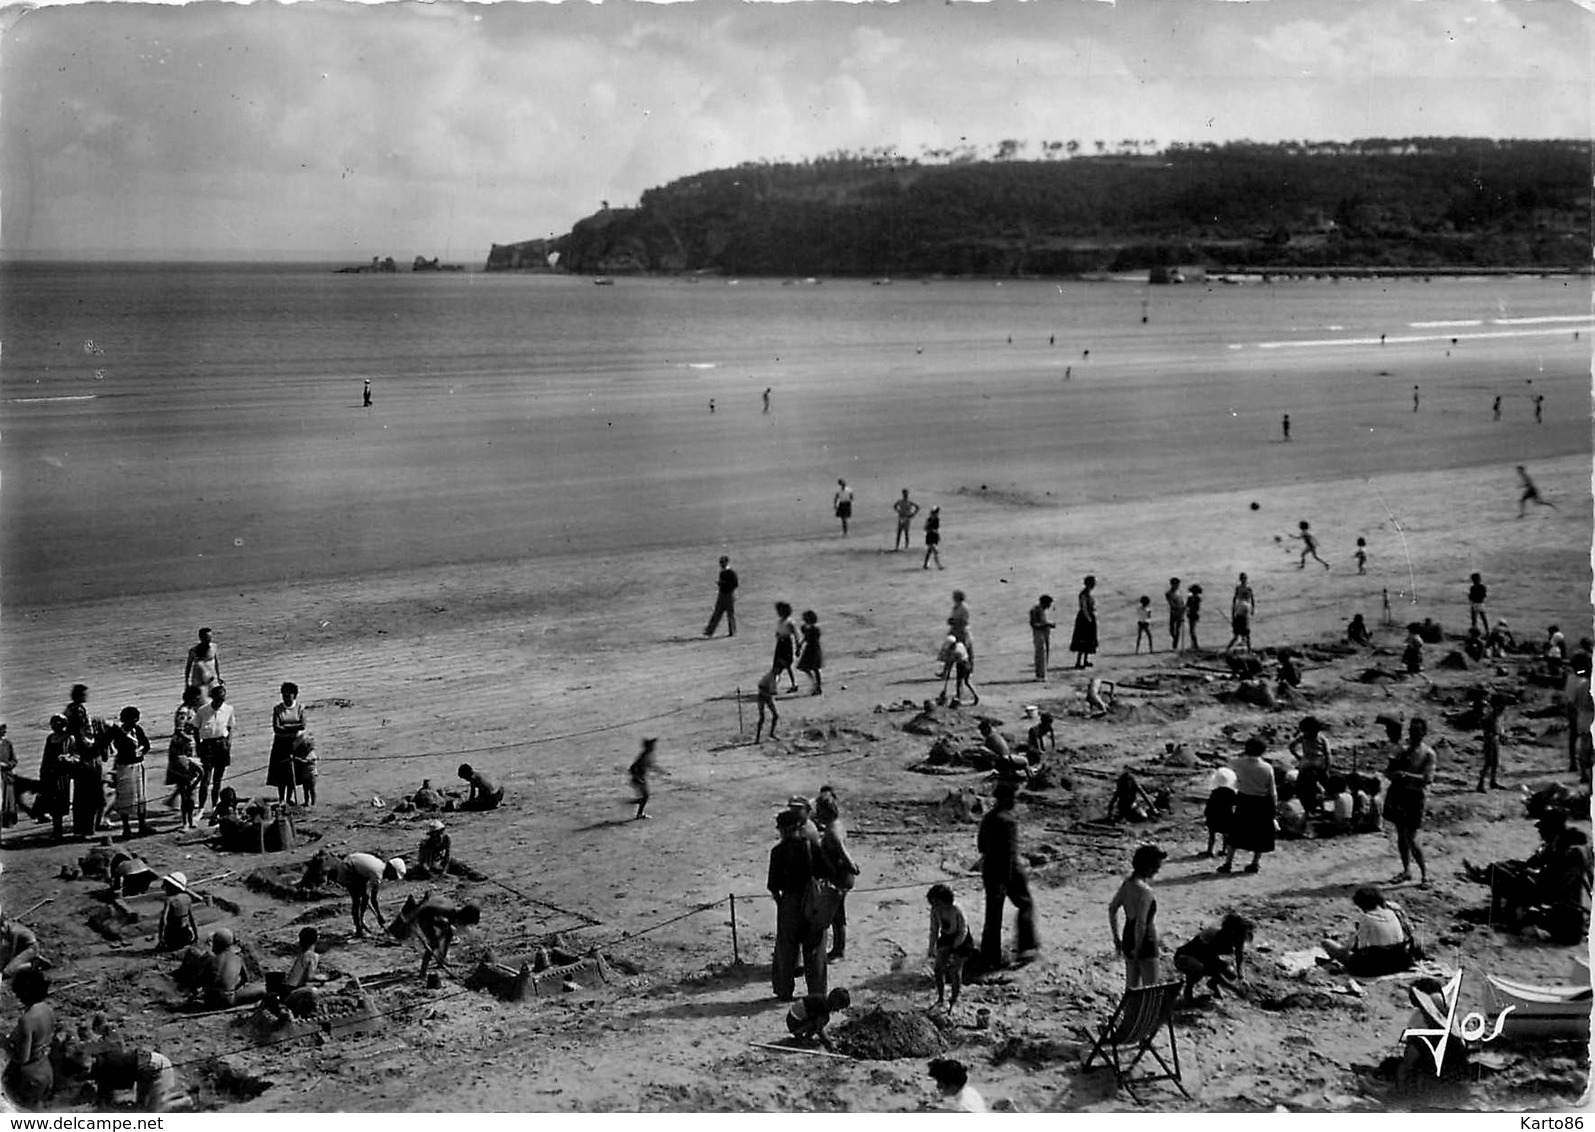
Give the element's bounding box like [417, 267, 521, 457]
[1, 0, 1590, 262]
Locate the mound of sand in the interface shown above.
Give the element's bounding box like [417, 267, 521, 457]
[832, 1006, 950, 1061]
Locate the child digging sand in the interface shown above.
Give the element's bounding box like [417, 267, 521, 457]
[785, 987, 851, 1049]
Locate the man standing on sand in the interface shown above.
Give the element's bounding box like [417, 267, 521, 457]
[184, 628, 221, 700]
[1517, 466, 1556, 518]
[978, 781, 1039, 970]
[194, 684, 234, 813]
[1029, 595, 1055, 681]
[892, 490, 921, 551]
[1165, 578, 1185, 651]
[703, 556, 739, 638]
[1492, 395, 1502, 421]
[833, 479, 854, 536]
[762, 387, 771, 414]
[1467, 573, 1489, 632]
[1413, 385, 1420, 413]
[768, 809, 826, 1001]
[1282, 414, 1291, 442]
[1227, 574, 1256, 653]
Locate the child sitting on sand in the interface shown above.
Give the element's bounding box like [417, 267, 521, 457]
[785, 987, 850, 1049]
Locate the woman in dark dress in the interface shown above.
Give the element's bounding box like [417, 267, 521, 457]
[267, 682, 305, 805]
[1219, 737, 1277, 874]
[796, 610, 825, 696]
[1069, 575, 1099, 668]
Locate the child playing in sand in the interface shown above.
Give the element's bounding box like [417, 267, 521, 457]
[456, 764, 503, 811]
[1292, 520, 1330, 570]
[925, 884, 975, 1010]
[1134, 596, 1154, 653]
[754, 668, 780, 742]
[785, 987, 850, 1049]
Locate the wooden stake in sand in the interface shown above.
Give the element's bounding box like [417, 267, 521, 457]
[748, 1041, 852, 1060]
[18, 897, 55, 918]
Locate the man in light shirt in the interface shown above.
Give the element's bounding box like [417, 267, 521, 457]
[193, 684, 235, 812]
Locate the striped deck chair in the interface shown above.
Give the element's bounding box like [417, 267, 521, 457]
[1075, 979, 1190, 1102]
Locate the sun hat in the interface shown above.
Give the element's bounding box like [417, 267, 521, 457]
[387, 857, 408, 880]
[161, 872, 189, 893]
[427, 820, 445, 834]
[786, 795, 812, 811]
[211, 928, 234, 949]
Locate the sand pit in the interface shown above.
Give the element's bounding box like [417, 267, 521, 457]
[832, 1006, 950, 1061]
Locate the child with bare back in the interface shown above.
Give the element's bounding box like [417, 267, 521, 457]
[1292, 521, 1330, 570]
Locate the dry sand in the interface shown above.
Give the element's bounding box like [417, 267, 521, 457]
[0, 297, 1590, 1112]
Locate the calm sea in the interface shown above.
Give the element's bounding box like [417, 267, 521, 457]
[2, 263, 1588, 606]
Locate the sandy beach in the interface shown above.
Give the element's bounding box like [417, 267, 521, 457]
[0, 274, 1590, 1112]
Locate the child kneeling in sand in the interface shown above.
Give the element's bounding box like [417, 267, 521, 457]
[786, 987, 851, 1049]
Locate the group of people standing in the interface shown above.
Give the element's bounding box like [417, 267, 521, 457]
[13, 628, 317, 846]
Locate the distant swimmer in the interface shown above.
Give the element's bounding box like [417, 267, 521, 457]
[1282, 414, 1291, 442]
[1517, 465, 1556, 518]
[1082, 349, 1091, 360]
[1292, 521, 1330, 570]
[1381, 333, 1386, 346]
[891, 489, 921, 551]
[1049, 335, 1055, 346]
[1065, 366, 1072, 380]
[833, 479, 854, 537]
[762, 387, 771, 414]
[1492, 395, 1502, 421]
[1355, 538, 1368, 575]
[1412, 385, 1420, 413]
[709, 398, 715, 413]
[1534, 394, 1544, 423]
[363, 380, 372, 408]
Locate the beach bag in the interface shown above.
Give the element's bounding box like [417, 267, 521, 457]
[801, 877, 842, 931]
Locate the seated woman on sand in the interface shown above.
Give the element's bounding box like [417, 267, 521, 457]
[1320, 886, 1419, 976]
